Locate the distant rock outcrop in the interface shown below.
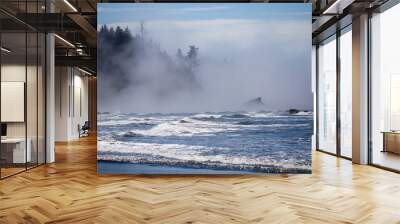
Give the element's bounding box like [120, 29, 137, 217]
[245, 97, 265, 106]
[243, 97, 266, 110]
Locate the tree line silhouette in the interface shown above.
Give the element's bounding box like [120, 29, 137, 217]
[98, 25, 200, 97]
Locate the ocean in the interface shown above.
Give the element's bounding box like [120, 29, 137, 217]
[97, 111, 313, 174]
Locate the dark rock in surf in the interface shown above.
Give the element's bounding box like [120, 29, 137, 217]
[288, 109, 300, 115]
[287, 109, 312, 115]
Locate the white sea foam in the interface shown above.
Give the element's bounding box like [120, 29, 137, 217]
[98, 116, 170, 126]
[245, 111, 276, 118]
[97, 141, 310, 170]
[98, 120, 137, 126]
[98, 112, 312, 172]
[293, 111, 313, 116]
[190, 113, 222, 120]
[264, 123, 310, 127]
[243, 111, 313, 117]
[124, 119, 238, 137]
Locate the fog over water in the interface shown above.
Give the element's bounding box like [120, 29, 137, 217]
[98, 4, 312, 113]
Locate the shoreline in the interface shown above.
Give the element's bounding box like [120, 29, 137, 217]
[97, 160, 312, 174]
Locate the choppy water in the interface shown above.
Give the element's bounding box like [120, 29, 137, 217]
[97, 111, 313, 174]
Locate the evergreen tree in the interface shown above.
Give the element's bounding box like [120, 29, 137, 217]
[176, 48, 184, 60]
[186, 45, 199, 70]
[98, 23, 201, 94]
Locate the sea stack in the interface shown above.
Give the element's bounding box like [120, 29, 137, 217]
[244, 97, 266, 110]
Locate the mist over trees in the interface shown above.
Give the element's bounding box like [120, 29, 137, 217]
[98, 25, 201, 112]
[98, 19, 312, 113]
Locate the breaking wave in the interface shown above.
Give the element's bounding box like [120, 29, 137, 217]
[97, 141, 311, 172]
[97, 111, 313, 173]
[292, 111, 313, 116]
[190, 113, 222, 121]
[120, 119, 238, 137]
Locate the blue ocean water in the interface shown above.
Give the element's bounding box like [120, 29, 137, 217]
[97, 111, 313, 174]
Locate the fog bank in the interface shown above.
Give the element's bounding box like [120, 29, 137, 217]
[98, 4, 312, 113]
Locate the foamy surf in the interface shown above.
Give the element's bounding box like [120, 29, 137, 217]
[97, 111, 313, 173]
[98, 141, 311, 172]
[119, 119, 238, 137]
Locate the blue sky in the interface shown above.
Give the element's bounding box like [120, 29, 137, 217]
[98, 3, 310, 25]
